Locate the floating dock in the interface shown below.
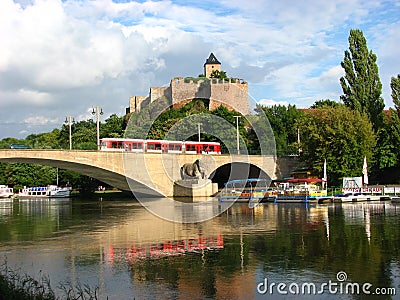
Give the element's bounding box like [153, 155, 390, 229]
[330, 195, 391, 203]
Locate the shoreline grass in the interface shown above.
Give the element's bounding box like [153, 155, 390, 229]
[0, 262, 102, 300]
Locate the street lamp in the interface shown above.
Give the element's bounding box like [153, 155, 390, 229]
[91, 106, 103, 150]
[197, 123, 202, 142]
[64, 116, 75, 150]
[234, 116, 241, 155]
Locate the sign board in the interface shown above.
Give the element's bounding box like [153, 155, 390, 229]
[342, 177, 362, 189]
[384, 186, 400, 194]
[342, 187, 382, 194]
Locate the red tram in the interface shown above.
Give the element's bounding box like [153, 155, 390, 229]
[100, 138, 221, 155]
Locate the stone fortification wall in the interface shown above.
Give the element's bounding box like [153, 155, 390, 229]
[150, 86, 170, 103]
[170, 77, 250, 115]
[128, 77, 250, 115]
[170, 77, 210, 105]
[127, 96, 148, 114]
[209, 79, 249, 115]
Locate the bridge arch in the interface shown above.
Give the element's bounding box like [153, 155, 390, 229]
[0, 150, 164, 197]
[210, 162, 271, 189]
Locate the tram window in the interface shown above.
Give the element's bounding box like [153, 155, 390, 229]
[132, 143, 137, 149]
[209, 146, 214, 151]
[148, 144, 155, 150]
[186, 145, 195, 151]
[111, 142, 117, 148]
[169, 144, 175, 150]
[175, 145, 181, 151]
[138, 143, 143, 149]
[155, 144, 161, 150]
[118, 142, 123, 149]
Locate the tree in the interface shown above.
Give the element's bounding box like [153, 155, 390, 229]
[310, 99, 339, 109]
[210, 69, 227, 79]
[26, 129, 61, 149]
[340, 29, 384, 131]
[377, 74, 400, 183]
[297, 105, 376, 186]
[390, 74, 400, 116]
[257, 104, 303, 155]
[101, 114, 124, 138]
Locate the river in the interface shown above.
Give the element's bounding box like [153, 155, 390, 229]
[0, 196, 399, 299]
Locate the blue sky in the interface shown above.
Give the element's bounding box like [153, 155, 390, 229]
[0, 0, 399, 139]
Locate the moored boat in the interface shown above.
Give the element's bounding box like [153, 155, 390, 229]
[0, 185, 14, 199]
[262, 178, 328, 203]
[18, 185, 72, 199]
[219, 178, 271, 202]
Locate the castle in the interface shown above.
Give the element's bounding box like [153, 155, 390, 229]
[126, 53, 250, 115]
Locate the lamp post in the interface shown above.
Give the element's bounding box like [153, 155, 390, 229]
[91, 106, 103, 150]
[197, 123, 202, 142]
[64, 116, 75, 150]
[234, 116, 241, 155]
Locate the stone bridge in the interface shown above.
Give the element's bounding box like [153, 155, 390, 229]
[0, 150, 298, 197]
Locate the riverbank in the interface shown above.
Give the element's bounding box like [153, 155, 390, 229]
[0, 263, 100, 300]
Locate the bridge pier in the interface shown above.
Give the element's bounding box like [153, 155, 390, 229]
[173, 179, 218, 199]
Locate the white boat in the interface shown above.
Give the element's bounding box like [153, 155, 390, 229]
[0, 185, 14, 199]
[18, 185, 72, 198]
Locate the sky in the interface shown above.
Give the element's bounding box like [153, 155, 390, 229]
[0, 0, 399, 139]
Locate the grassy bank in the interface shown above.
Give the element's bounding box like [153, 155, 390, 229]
[0, 263, 101, 300]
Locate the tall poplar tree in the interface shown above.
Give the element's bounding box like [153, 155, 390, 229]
[388, 74, 400, 156]
[340, 29, 384, 131]
[390, 74, 400, 113]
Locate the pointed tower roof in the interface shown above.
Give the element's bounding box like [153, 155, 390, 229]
[204, 53, 221, 66]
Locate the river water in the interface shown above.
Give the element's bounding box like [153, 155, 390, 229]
[0, 196, 399, 299]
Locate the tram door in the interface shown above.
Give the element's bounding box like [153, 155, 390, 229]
[196, 144, 202, 154]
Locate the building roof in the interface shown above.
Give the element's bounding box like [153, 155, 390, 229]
[204, 53, 221, 65]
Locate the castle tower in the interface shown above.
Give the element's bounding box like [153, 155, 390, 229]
[204, 53, 221, 78]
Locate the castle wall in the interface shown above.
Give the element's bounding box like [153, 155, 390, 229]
[170, 77, 211, 104]
[150, 86, 170, 104]
[170, 77, 250, 115]
[127, 96, 148, 114]
[209, 79, 249, 115]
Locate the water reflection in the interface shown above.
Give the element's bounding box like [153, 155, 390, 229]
[0, 199, 399, 299]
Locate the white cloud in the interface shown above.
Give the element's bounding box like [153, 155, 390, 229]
[258, 99, 290, 107]
[0, 0, 399, 138]
[23, 116, 59, 125]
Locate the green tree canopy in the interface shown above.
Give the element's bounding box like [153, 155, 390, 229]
[210, 69, 227, 79]
[310, 99, 340, 109]
[297, 105, 376, 186]
[340, 29, 384, 131]
[256, 104, 303, 155]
